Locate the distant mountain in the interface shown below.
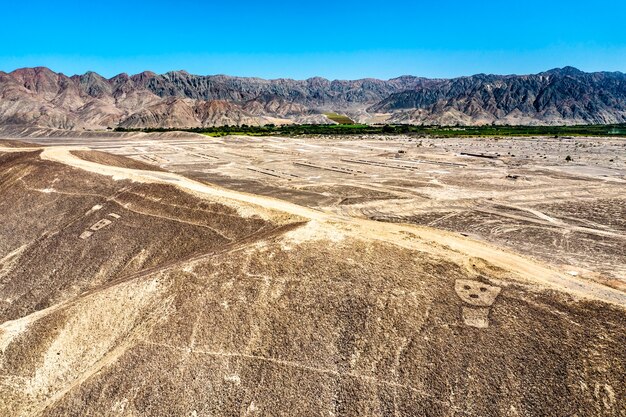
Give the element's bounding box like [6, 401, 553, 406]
[369, 67, 626, 125]
[0, 66, 625, 129]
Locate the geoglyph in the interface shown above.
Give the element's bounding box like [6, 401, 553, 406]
[455, 279, 501, 328]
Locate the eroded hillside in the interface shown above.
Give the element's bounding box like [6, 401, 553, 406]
[1, 67, 626, 129]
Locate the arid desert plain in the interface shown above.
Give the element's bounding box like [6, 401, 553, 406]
[0, 132, 624, 416]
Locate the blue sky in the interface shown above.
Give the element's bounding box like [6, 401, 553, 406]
[1, 0, 625, 79]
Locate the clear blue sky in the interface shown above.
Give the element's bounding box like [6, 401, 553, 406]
[1, 0, 625, 79]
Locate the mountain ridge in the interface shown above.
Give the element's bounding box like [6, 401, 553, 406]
[1, 66, 625, 129]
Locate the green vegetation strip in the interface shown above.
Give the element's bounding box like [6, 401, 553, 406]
[115, 124, 626, 137]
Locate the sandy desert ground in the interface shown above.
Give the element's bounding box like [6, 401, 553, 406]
[25, 133, 626, 288]
[0, 133, 624, 416]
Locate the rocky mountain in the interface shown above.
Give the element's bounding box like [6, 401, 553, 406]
[369, 67, 626, 125]
[0, 66, 625, 129]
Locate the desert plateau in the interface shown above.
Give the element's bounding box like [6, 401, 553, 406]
[0, 127, 624, 416]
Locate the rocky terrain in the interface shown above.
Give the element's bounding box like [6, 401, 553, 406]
[370, 67, 626, 125]
[1, 67, 625, 129]
[0, 139, 624, 416]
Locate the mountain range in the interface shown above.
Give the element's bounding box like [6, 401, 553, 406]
[0, 66, 625, 129]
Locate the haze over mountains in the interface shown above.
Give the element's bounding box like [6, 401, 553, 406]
[0, 66, 625, 129]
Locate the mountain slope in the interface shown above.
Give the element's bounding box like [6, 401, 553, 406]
[370, 67, 626, 125]
[0, 67, 625, 129]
